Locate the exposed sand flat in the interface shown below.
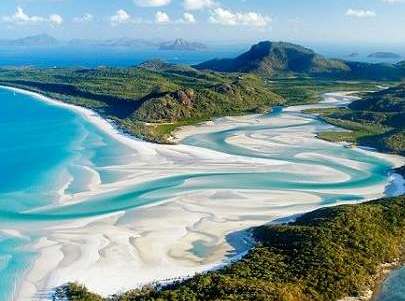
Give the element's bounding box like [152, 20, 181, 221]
[20, 190, 324, 298]
[4, 88, 402, 300]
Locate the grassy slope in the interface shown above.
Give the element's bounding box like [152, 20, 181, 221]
[308, 83, 405, 155]
[56, 196, 405, 301]
[0, 66, 282, 143]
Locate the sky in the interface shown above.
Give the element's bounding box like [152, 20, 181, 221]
[0, 0, 405, 46]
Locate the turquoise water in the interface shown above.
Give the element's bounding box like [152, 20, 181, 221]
[0, 87, 401, 300]
[0, 87, 136, 300]
[376, 267, 405, 301]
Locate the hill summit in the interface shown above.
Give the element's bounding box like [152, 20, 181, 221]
[194, 41, 349, 75]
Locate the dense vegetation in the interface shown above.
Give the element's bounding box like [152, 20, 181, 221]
[265, 78, 381, 105]
[0, 63, 383, 142]
[55, 195, 405, 301]
[194, 41, 349, 76]
[0, 64, 282, 143]
[311, 83, 405, 155]
[195, 41, 405, 81]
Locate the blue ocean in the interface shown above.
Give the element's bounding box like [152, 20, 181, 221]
[0, 46, 243, 68]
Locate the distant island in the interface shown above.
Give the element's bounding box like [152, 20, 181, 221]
[368, 52, 401, 59]
[347, 52, 359, 58]
[0, 34, 59, 47]
[159, 38, 207, 51]
[0, 34, 208, 52]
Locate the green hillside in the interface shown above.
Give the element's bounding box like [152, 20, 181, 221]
[0, 66, 282, 143]
[194, 41, 349, 76]
[195, 41, 405, 81]
[312, 83, 405, 155]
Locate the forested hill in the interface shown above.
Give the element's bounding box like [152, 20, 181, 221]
[312, 82, 405, 155]
[0, 66, 283, 143]
[194, 41, 405, 80]
[194, 41, 349, 75]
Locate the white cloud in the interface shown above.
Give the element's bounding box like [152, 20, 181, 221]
[155, 11, 170, 24]
[49, 14, 63, 26]
[73, 13, 93, 23]
[2, 7, 63, 26]
[110, 9, 131, 26]
[209, 8, 271, 27]
[2, 7, 44, 24]
[184, 0, 217, 10]
[346, 9, 376, 18]
[134, 0, 171, 7]
[182, 12, 196, 23]
[382, 0, 405, 3]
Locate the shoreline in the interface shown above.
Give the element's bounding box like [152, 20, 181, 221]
[339, 259, 402, 301]
[370, 261, 402, 301]
[1, 86, 404, 300]
[0, 85, 148, 152]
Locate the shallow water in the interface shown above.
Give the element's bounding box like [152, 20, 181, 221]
[0, 88, 401, 300]
[376, 267, 405, 301]
[0, 88, 136, 300]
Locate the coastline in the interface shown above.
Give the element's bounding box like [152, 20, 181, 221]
[0, 85, 147, 152]
[1, 85, 404, 300]
[339, 260, 402, 301]
[370, 261, 403, 301]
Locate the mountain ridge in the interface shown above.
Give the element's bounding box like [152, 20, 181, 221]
[194, 40, 405, 80]
[0, 35, 207, 51]
[194, 41, 349, 75]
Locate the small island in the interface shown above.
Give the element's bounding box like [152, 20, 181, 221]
[368, 52, 401, 59]
[347, 52, 360, 58]
[159, 38, 207, 51]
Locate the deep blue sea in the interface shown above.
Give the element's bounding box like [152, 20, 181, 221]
[0, 46, 243, 68]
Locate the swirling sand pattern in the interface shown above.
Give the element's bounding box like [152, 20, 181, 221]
[0, 87, 403, 300]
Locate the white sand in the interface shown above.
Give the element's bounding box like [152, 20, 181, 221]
[2, 87, 403, 300]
